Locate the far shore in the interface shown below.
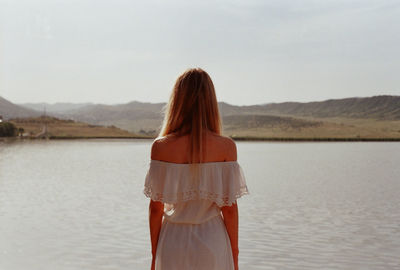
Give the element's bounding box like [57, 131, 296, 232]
[230, 136, 400, 142]
[2, 136, 400, 142]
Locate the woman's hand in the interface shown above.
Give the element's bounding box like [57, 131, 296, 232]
[151, 256, 156, 270]
[232, 249, 239, 270]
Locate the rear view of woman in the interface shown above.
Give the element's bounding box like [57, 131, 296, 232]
[144, 68, 249, 270]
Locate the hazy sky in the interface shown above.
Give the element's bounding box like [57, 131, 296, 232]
[1, 0, 399, 105]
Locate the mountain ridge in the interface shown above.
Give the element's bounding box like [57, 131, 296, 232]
[19, 102, 94, 113]
[2, 95, 399, 138]
[11, 94, 400, 120]
[0, 96, 41, 119]
[258, 95, 400, 120]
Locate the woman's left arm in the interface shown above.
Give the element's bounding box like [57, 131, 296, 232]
[149, 199, 164, 269]
[221, 202, 239, 270]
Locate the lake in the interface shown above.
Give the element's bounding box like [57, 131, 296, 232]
[0, 139, 399, 270]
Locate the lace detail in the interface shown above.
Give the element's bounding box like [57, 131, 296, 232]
[143, 160, 249, 207]
[143, 186, 249, 206]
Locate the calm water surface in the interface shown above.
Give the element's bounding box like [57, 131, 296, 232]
[0, 140, 399, 270]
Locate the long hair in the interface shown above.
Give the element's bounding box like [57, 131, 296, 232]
[159, 68, 222, 164]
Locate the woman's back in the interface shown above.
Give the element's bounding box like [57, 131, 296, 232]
[151, 130, 237, 164]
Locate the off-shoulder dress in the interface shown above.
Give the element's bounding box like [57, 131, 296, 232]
[144, 159, 249, 270]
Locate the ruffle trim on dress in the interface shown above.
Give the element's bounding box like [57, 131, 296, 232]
[143, 160, 249, 207]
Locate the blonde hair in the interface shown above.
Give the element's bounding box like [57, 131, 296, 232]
[159, 68, 222, 164]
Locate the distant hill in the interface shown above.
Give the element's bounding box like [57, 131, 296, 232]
[19, 102, 93, 113]
[0, 96, 40, 119]
[223, 114, 323, 129]
[12, 95, 400, 122]
[53, 95, 399, 130]
[12, 95, 400, 139]
[257, 95, 400, 120]
[60, 101, 165, 134]
[65, 101, 165, 122]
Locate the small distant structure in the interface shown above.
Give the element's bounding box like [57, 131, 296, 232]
[35, 107, 49, 139]
[35, 124, 49, 139]
[21, 132, 31, 138]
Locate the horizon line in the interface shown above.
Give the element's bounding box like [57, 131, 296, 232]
[1, 94, 399, 108]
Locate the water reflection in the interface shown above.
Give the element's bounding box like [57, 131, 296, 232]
[0, 140, 399, 269]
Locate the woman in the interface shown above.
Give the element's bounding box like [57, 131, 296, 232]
[144, 68, 248, 270]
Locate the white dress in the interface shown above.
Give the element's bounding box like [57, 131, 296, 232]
[144, 160, 249, 270]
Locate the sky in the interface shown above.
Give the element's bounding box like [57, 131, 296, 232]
[1, 0, 399, 105]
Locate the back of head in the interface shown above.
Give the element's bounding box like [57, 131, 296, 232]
[159, 68, 222, 164]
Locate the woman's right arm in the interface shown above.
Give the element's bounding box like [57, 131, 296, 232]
[221, 203, 239, 270]
[149, 139, 164, 269]
[149, 199, 164, 270]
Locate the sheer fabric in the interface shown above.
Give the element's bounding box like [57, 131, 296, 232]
[144, 160, 248, 270]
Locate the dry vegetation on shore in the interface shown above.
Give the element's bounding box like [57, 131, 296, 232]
[222, 115, 400, 139]
[10, 117, 146, 139]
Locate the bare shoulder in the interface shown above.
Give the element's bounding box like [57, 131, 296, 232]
[150, 135, 168, 160]
[151, 132, 237, 162]
[213, 134, 237, 161]
[150, 134, 186, 161]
